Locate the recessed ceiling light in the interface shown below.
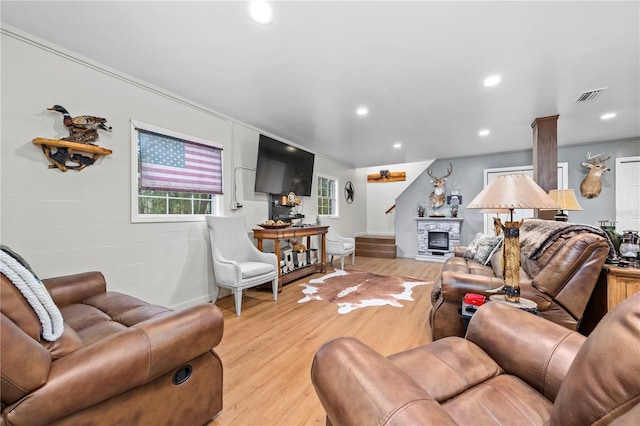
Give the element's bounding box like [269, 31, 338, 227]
[600, 112, 617, 120]
[393, 142, 402, 149]
[483, 75, 501, 87]
[356, 107, 369, 116]
[249, 1, 273, 24]
[478, 129, 490, 136]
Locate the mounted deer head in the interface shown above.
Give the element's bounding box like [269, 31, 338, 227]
[580, 151, 611, 198]
[427, 163, 453, 209]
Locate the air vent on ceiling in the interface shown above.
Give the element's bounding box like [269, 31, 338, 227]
[576, 87, 607, 102]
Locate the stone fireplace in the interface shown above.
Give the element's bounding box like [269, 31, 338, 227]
[415, 217, 464, 262]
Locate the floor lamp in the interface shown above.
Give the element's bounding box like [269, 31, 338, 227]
[467, 174, 560, 303]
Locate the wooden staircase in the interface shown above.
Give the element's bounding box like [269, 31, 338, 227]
[356, 235, 397, 259]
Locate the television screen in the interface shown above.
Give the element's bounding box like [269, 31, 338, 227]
[254, 135, 315, 196]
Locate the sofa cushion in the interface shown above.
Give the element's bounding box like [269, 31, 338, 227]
[472, 235, 503, 265]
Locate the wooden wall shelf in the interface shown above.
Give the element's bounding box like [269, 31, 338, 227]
[367, 171, 406, 183]
[32, 137, 112, 171]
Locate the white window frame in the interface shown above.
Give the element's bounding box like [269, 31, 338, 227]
[130, 120, 223, 223]
[317, 174, 339, 217]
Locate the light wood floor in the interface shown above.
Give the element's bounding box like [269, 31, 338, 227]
[208, 256, 443, 426]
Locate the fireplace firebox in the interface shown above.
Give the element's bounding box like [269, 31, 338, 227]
[428, 231, 450, 253]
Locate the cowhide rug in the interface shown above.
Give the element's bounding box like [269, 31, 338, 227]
[298, 269, 431, 314]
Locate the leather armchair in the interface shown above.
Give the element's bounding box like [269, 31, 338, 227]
[312, 293, 640, 426]
[1, 269, 224, 426]
[430, 226, 610, 339]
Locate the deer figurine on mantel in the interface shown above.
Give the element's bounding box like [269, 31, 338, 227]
[580, 151, 611, 198]
[428, 163, 453, 214]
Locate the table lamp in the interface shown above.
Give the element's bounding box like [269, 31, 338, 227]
[547, 189, 583, 222]
[467, 174, 560, 302]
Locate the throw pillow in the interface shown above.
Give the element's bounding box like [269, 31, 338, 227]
[472, 234, 504, 265]
[463, 233, 485, 259]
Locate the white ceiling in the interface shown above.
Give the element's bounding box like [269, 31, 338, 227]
[2, 1, 638, 168]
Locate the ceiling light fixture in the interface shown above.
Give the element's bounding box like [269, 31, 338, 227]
[356, 107, 369, 116]
[483, 75, 501, 87]
[393, 142, 402, 149]
[479, 129, 490, 137]
[249, 1, 273, 24]
[600, 112, 617, 120]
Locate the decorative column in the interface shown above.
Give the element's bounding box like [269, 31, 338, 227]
[532, 115, 559, 221]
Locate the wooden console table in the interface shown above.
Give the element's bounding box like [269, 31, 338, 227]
[579, 264, 640, 335]
[253, 225, 328, 290]
[602, 265, 640, 310]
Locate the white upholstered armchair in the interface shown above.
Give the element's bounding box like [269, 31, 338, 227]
[318, 217, 355, 270]
[206, 215, 278, 316]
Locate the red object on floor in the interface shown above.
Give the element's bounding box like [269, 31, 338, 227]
[464, 293, 486, 307]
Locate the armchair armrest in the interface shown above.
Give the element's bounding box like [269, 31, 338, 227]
[312, 337, 456, 426]
[20, 303, 223, 424]
[43, 271, 106, 307]
[248, 243, 279, 266]
[212, 246, 278, 287]
[466, 302, 585, 401]
[326, 234, 354, 254]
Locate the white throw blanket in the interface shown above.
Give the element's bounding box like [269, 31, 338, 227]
[1, 251, 64, 341]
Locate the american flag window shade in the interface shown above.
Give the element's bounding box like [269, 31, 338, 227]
[138, 129, 222, 194]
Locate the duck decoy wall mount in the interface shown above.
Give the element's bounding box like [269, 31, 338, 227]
[34, 105, 113, 172]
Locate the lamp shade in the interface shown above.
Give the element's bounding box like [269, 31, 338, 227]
[548, 189, 583, 211]
[467, 174, 560, 210]
[480, 208, 510, 214]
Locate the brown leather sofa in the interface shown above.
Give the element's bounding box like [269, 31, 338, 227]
[311, 292, 640, 426]
[430, 219, 610, 339]
[1, 265, 224, 425]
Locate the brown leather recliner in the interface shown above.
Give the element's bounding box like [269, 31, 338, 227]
[311, 292, 640, 426]
[430, 221, 610, 340]
[1, 266, 224, 426]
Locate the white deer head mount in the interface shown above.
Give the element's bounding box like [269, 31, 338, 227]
[580, 151, 611, 199]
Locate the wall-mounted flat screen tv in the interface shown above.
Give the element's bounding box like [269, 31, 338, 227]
[254, 135, 315, 196]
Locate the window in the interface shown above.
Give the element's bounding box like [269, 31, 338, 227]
[317, 176, 338, 216]
[131, 120, 223, 222]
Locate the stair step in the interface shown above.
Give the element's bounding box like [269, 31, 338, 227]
[355, 235, 396, 259]
[356, 235, 395, 245]
[357, 248, 397, 259]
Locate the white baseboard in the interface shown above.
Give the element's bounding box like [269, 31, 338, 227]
[169, 294, 215, 311]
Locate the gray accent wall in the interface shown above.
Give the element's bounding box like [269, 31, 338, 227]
[396, 137, 640, 258]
